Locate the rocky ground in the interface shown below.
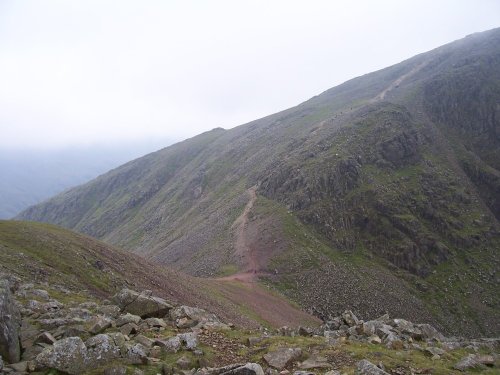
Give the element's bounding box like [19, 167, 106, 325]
[0, 275, 498, 375]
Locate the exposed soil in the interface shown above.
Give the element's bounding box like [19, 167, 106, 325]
[211, 279, 321, 327]
[372, 61, 428, 102]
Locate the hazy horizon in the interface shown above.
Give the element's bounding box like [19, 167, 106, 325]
[1, 0, 499, 151]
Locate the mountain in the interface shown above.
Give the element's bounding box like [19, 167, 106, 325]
[0, 140, 174, 219]
[18, 28, 500, 337]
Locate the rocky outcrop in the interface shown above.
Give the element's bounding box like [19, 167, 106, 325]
[0, 279, 21, 363]
[112, 288, 173, 318]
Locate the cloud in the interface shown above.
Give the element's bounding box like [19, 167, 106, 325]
[1, 0, 499, 149]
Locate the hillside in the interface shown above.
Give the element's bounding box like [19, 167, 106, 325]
[0, 141, 173, 219]
[0, 220, 318, 329]
[18, 28, 500, 337]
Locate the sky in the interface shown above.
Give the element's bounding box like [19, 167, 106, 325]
[1, 0, 499, 151]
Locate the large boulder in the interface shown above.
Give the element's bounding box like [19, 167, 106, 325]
[263, 347, 302, 370]
[0, 279, 21, 363]
[85, 334, 121, 367]
[416, 324, 445, 341]
[170, 305, 229, 329]
[36, 337, 88, 375]
[112, 289, 173, 318]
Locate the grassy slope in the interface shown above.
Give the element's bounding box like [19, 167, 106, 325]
[0, 220, 319, 328]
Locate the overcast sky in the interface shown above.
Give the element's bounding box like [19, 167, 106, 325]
[1, 0, 499, 151]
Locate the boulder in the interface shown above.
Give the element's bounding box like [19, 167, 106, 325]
[424, 347, 445, 357]
[416, 324, 445, 341]
[113, 289, 173, 318]
[355, 359, 389, 374]
[96, 305, 121, 318]
[177, 355, 192, 369]
[220, 363, 264, 375]
[134, 334, 154, 348]
[299, 356, 332, 369]
[263, 347, 302, 370]
[85, 334, 121, 367]
[0, 355, 3, 371]
[453, 354, 490, 371]
[120, 322, 139, 336]
[116, 313, 142, 327]
[392, 319, 422, 339]
[145, 317, 167, 328]
[34, 332, 56, 345]
[36, 337, 88, 375]
[0, 279, 21, 363]
[88, 315, 113, 334]
[171, 305, 228, 330]
[125, 343, 148, 364]
[342, 310, 360, 327]
[155, 336, 181, 353]
[179, 332, 198, 350]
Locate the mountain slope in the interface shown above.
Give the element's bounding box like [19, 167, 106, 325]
[18, 28, 500, 336]
[0, 220, 319, 328]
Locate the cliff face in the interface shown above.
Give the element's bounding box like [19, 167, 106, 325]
[18, 29, 500, 336]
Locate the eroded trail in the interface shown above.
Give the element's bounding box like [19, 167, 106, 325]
[218, 186, 262, 282]
[372, 61, 427, 102]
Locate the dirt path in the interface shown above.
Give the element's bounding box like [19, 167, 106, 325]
[218, 186, 261, 282]
[211, 279, 321, 327]
[372, 61, 427, 102]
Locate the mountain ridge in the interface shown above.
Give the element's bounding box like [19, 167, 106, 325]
[18, 28, 500, 337]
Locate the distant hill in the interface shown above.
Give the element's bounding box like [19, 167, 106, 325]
[0, 140, 174, 219]
[19, 28, 500, 336]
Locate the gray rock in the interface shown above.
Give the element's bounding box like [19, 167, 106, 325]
[299, 356, 331, 369]
[113, 289, 173, 318]
[66, 307, 92, 320]
[220, 363, 264, 375]
[36, 337, 88, 375]
[0, 279, 21, 363]
[392, 319, 422, 339]
[324, 371, 341, 375]
[263, 347, 302, 370]
[34, 332, 56, 345]
[453, 354, 487, 371]
[120, 322, 139, 336]
[416, 324, 445, 341]
[155, 336, 181, 353]
[0, 354, 3, 371]
[424, 347, 445, 357]
[116, 313, 142, 327]
[85, 334, 121, 367]
[134, 334, 154, 348]
[7, 360, 28, 372]
[342, 310, 360, 327]
[179, 332, 198, 350]
[97, 305, 121, 318]
[355, 359, 389, 374]
[145, 317, 167, 328]
[88, 315, 113, 334]
[293, 372, 314, 375]
[171, 306, 228, 330]
[177, 355, 192, 370]
[125, 343, 148, 364]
